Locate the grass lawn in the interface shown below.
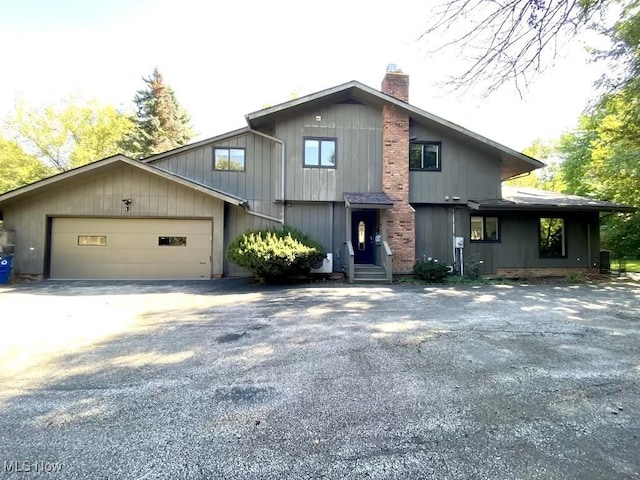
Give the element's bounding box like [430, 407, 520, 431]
[613, 258, 640, 272]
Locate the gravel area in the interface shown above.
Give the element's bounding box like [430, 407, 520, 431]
[0, 279, 639, 479]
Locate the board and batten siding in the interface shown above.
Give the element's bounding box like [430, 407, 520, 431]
[281, 201, 348, 273]
[150, 131, 283, 220]
[409, 123, 502, 204]
[414, 205, 457, 266]
[415, 206, 600, 275]
[285, 202, 332, 251]
[2, 164, 225, 276]
[275, 102, 383, 202]
[494, 211, 600, 270]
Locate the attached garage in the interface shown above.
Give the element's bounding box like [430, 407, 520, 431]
[51, 218, 212, 279]
[0, 155, 249, 280]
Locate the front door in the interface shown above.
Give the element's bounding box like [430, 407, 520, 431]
[352, 210, 376, 264]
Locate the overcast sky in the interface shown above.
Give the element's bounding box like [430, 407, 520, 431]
[0, 0, 609, 151]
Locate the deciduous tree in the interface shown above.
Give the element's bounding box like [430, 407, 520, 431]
[0, 136, 51, 193]
[418, 0, 613, 95]
[505, 139, 565, 191]
[5, 98, 134, 172]
[559, 94, 640, 256]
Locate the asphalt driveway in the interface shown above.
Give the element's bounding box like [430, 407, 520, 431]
[0, 279, 639, 479]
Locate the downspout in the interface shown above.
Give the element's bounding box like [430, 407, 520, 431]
[248, 128, 285, 225]
[452, 206, 456, 268]
[247, 210, 284, 224]
[504, 171, 533, 183]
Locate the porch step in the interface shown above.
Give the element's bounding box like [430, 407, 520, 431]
[353, 264, 390, 284]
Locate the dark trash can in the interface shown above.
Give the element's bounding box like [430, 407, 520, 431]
[0, 255, 13, 285]
[599, 250, 611, 274]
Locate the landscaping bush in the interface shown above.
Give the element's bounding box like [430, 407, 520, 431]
[226, 226, 326, 283]
[465, 253, 484, 280]
[413, 256, 449, 283]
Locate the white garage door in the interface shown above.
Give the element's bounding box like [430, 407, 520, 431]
[51, 218, 212, 279]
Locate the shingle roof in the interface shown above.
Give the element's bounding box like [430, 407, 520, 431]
[344, 192, 394, 208]
[468, 187, 636, 213]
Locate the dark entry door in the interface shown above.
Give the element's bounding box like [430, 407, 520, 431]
[352, 210, 376, 264]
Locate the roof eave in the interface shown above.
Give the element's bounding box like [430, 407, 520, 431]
[246, 81, 362, 126]
[345, 202, 394, 210]
[470, 203, 636, 213]
[245, 80, 544, 175]
[0, 154, 133, 203]
[0, 155, 247, 208]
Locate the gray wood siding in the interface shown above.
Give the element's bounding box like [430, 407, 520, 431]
[415, 205, 457, 265]
[332, 203, 346, 272]
[275, 103, 383, 201]
[415, 208, 601, 274]
[284, 202, 332, 250]
[150, 132, 283, 219]
[285, 201, 347, 272]
[495, 212, 600, 270]
[2, 164, 225, 276]
[409, 123, 501, 203]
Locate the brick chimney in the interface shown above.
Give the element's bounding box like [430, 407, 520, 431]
[381, 65, 409, 102]
[381, 66, 415, 273]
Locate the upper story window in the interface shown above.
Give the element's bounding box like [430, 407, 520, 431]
[214, 147, 245, 171]
[304, 137, 336, 168]
[539, 217, 566, 258]
[410, 142, 441, 171]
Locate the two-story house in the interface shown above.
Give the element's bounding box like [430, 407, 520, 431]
[0, 67, 634, 281]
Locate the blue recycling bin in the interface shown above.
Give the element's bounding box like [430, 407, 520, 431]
[0, 255, 13, 285]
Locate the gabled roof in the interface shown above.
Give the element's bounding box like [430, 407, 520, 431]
[246, 80, 544, 180]
[142, 127, 250, 164]
[0, 155, 247, 213]
[468, 187, 636, 213]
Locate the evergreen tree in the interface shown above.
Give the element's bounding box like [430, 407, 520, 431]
[121, 68, 193, 159]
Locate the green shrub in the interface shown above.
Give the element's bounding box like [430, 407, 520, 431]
[226, 226, 326, 282]
[413, 256, 449, 283]
[567, 272, 587, 283]
[465, 253, 484, 280]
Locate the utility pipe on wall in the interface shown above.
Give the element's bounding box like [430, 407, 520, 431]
[452, 207, 456, 269]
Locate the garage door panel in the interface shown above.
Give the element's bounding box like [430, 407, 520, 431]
[52, 261, 211, 280]
[53, 247, 211, 265]
[53, 218, 212, 235]
[51, 218, 213, 279]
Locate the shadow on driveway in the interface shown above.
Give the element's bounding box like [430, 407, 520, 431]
[0, 281, 639, 479]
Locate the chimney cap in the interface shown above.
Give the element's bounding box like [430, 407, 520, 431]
[386, 63, 398, 73]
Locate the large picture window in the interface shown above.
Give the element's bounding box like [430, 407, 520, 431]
[410, 142, 441, 171]
[303, 138, 336, 167]
[470, 216, 499, 241]
[214, 148, 245, 171]
[539, 217, 565, 258]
